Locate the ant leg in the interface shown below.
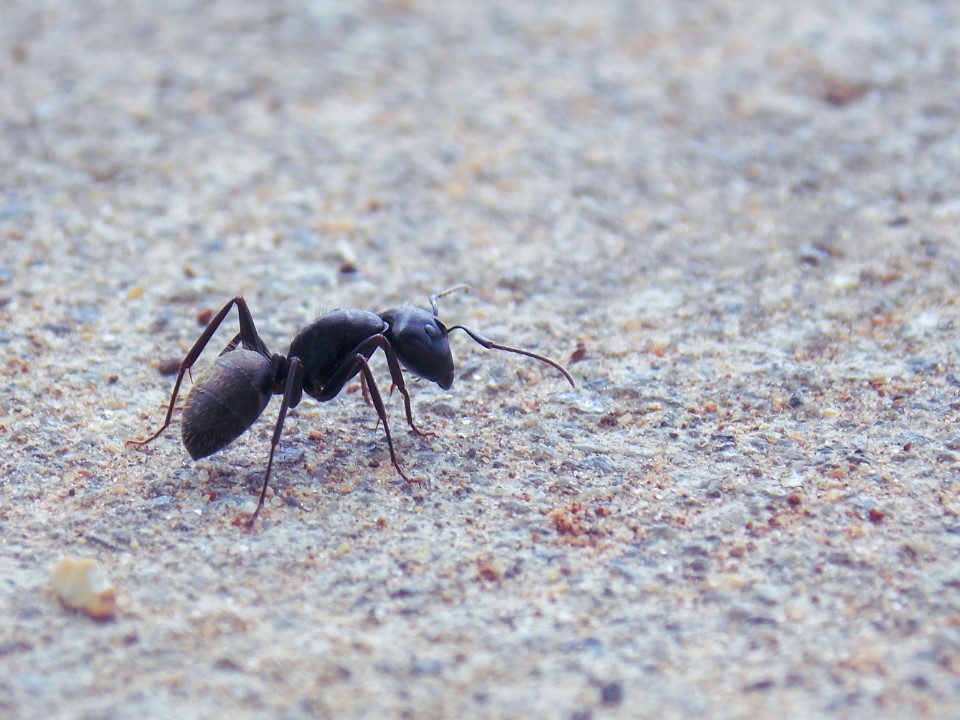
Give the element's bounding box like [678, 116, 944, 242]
[312, 349, 413, 483]
[355, 356, 412, 483]
[375, 337, 428, 436]
[359, 370, 387, 435]
[359, 371, 373, 407]
[127, 296, 272, 449]
[218, 331, 242, 356]
[126, 364, 191, 450]
[250, 357, 304, 525]
[337, 335, 425, 436]
[320, 334, 424, 435]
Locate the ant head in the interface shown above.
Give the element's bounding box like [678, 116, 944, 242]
[380, 305, 455, 390]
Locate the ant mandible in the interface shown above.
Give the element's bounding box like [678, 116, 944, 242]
[127, 285, 575, 524]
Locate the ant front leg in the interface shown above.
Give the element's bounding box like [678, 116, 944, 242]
[127, 296, 270, 449]
[356, 357, 414, 483]
[354, 341, 420, 434]
[349, 335, 428, 436]
[375, 337, 431, 437]
[314, 346, 414, 484]
[357, 352, 427, 441]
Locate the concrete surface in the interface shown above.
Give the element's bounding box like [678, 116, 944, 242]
[2, 1, 960, 718]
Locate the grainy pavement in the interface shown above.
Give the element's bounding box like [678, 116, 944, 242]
[2, 1, 960, 718]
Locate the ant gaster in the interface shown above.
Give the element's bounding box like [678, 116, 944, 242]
[127, 286, 575, 524]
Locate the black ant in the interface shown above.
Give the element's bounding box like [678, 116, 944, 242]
[127, 285, 575, 524]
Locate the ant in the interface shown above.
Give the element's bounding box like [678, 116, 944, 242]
[127, 285, 575, 524]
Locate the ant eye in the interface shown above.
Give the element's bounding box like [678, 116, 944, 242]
[424, 322, 439, 340]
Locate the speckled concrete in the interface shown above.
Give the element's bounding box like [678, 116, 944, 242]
[2, 1, 960, 718]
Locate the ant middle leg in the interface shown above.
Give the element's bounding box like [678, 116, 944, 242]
[249, 357, 304, 526]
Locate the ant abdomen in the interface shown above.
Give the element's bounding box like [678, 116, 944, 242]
[181, 349, 274, 460]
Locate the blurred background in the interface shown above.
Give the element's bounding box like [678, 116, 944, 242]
[2, 1, 959, 717]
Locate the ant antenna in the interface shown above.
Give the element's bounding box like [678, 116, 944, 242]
[446, 324, 576, 388]
[430, 284, 470, 316]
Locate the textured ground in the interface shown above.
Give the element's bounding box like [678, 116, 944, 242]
[2, 1, 960, 718]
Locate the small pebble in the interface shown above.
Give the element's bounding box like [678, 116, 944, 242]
[50, 556, 116, 619]
[600, 681, 624, 706]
